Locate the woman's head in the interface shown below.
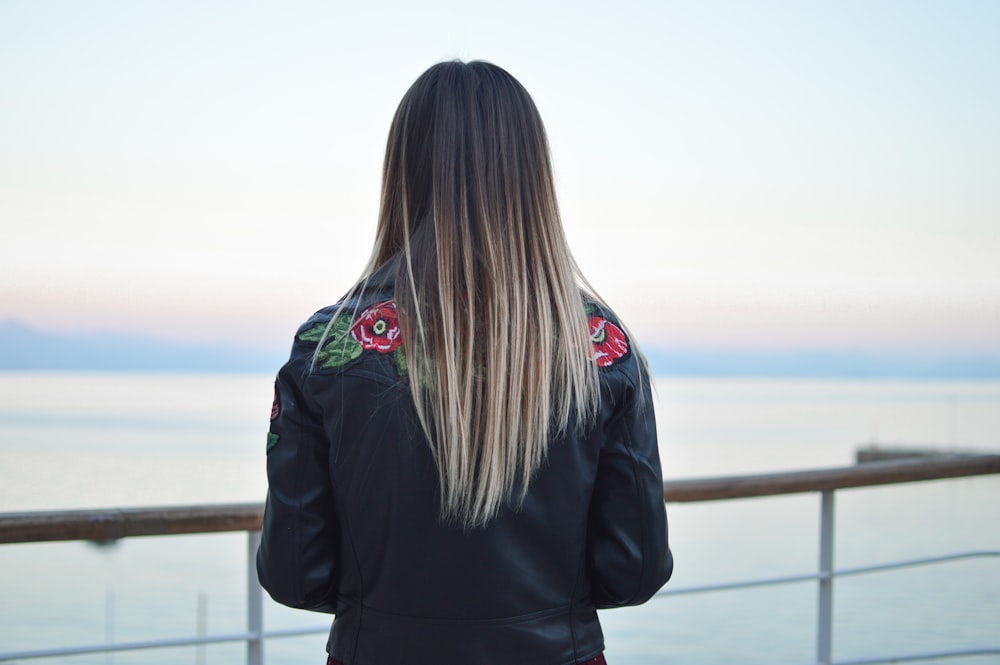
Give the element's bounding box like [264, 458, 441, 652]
[374, 61, 560, 279]
[359, 61, 600, 528]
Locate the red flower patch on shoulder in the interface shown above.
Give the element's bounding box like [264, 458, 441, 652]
[589, 315, 628, 367]
[350, 301, 402, 353]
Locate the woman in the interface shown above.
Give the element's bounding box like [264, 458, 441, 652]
[257, 60, 672, 665]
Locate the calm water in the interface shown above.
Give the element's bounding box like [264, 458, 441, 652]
[0, 373, 998, 664]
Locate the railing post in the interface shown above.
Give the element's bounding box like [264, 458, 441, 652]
[817, 490, 835, 665]
[247, 530, 264, 665]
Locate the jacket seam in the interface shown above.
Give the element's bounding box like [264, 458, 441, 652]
[329, 598, 571, 625]
[291, 368, 308, 608]
[569, 475, 597, 664]
[313, 374, 365, 663]
[620, 409, 649, 604]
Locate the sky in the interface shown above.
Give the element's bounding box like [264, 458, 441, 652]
[1, 1, 998, 355]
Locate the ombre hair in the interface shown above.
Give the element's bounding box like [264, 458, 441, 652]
[335, 60, 602, 528]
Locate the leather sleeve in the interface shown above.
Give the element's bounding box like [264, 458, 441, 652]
[587, 367, 673, 608]
[256, 349, 338, 613]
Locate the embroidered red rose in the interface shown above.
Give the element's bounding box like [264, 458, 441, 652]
[589, 315, 628, 367]
[351, 301, 402, 353]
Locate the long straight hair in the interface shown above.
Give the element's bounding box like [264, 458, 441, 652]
[347, 61, 600, 528]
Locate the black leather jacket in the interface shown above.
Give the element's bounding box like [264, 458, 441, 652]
[257, 282, 672, 665]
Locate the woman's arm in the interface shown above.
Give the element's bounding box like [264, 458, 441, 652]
[587, 369, 673, 608]
[256, 357, 339, 613]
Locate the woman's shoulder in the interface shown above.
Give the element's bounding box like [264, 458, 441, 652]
[287, 288, 406, 379]
[582, 298, 638, 375]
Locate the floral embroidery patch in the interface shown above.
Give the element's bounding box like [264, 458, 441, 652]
[299, 301, 407, 373]
[589, 314, 629, 367]
[270, 387, 280, 421]
[350, 301, 402, 353]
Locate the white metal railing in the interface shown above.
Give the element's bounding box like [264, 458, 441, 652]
[0, 529, 329, 663]
[1, 455, 998, 664]
[654, 492, 1000, 665]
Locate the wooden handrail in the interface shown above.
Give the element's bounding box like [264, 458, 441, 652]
[0, 503, 263, 545]
[1, 455, 998, 545]
[662, 454, 1000, 503]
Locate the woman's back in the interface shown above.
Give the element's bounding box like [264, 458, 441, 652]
[256, 60, 672, 665]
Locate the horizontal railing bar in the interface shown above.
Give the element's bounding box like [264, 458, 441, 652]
[0, 631, 259, 661]
[656, 571, 819, 596]
[835, 550, 1000, 577]
[0, 503, 263, 545]
[662, 454, 1000, 502]
[2, 456, 998, 545]
[655, 550, 1000, 597]
[259, 626, 330, 639]
[831, 646, 1000, 665]
[0, 626, 331, 661]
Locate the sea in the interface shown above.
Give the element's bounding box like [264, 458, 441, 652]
[0, 372, 998, 665]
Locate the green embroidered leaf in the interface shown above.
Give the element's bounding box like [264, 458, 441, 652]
[297, 322, 329, 343]
[393, 346, 408, 376]
[583, 302, 597, 315]
[315, 316, 363, 369]
[297, 317, 364, 369]
[317, 339, 363, 369]
[266, 432, 279, 454]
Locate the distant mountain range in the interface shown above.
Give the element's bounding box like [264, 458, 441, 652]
[642, 347, 1000, 380]
[0, 320, 287, 373]
[2, 319, 998, 378]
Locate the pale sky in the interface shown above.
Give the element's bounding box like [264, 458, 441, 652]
[2, 1, 998, 354]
